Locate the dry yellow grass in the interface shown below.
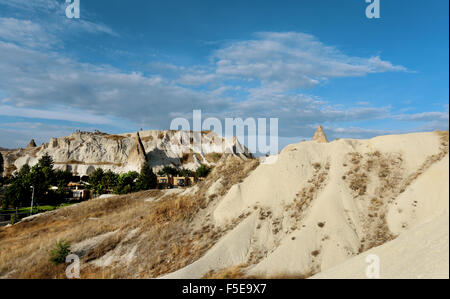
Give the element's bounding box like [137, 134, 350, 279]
[205, 153, 223, 163]
[0, 191, 154, 278]
[203, 264, 248, 279]
[341, 138, 449, 254]
[140, 135, 153, 142]
[342, 151, 404, 251]
[203, 264, 314, 279]
[104, 135, 126, 141]
[0, 156, 259, 279]
[180, 152, 194, 164]
[436, 130, 449, 144]
[288, 161, 330, 222]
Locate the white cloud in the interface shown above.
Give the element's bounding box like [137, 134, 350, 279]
[0, 40, 231, 128]
[394, 111, 449, 122]
[392, 111, 449, 133]
[0, 0, 62, 13]
[0, 17, 59, 49]
[204, 32, 408, 91]
[0, 1, 117, 47]
[0, 104, 123, 125]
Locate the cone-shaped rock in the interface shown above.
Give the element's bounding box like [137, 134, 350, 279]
[126, 132, 148, 171]
[26, 139, 37, 149]
[312, 125, 328, 143]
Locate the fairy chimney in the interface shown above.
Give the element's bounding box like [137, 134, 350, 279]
[126, 132, 148, 170]
[26, 139, 37, 149]
[312, 125, 328, 143]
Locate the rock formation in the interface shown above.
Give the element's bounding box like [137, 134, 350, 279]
[1, 130, 251, 176]
[312, 125, 328, 143]
[125, 132, 148, 172]
[26, 139, 37, 149]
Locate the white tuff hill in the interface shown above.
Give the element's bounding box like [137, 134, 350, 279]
[164, 131, 449, 278]
[0, 130, 250, 176]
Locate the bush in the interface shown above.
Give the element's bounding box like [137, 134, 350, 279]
[49, 240, 71, 265]
[179, 168, 193, 177]
[10, 214, 18, 225]
[195, 165, 211, 178]
[114, 171, 139, 194]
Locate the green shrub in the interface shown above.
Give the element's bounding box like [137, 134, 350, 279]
[114, 171, 139, 194]
[195, 164, 211, 178]
[179, 168, 193, 177]
[157, 166, 179, 176]
[10, 214, 18, 225]
[49, 240, 71, 265]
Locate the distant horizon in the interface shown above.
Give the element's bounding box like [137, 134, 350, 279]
[1, 126, 448, 153]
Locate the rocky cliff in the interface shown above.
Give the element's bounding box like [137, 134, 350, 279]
[0, 130, 251, 176]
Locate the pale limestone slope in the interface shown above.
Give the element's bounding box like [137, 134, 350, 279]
[313, 211, 449, 279]
[387, 154, 449, 234]
[164, 132, 448, 278]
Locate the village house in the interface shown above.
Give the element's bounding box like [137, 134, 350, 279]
[157, 176, 172, 188]
[157, 175, 196, 188]
[173, 176, 187, 187]
[67, 182, 90, 200]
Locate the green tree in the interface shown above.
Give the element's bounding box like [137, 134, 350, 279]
[49, 169, 73, 204]
[195, 164, 211, 178]
[38, 153, 54, 169]
[179, 168, 193, 177]
[53, 169, 73, 187]
[101, 170, 119, 191]
[26, 154, 56, 204]
[29, 165, 47, 203]
[4, 164, 32, 209]
[114, 171, 139, 194]
[136, 164, 157, 190]
[88, 168, 105, 195]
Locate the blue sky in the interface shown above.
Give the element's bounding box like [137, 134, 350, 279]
[0, 0, 448, 150]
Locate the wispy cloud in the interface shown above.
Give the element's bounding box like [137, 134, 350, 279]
[394, 111, 449, 122]
[0, 0, 63, 13]
[0, 0, 117, 46]
[179, 32, 407, 91]
[0, 104, 123, 125]
[0, 17, 59, 49]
